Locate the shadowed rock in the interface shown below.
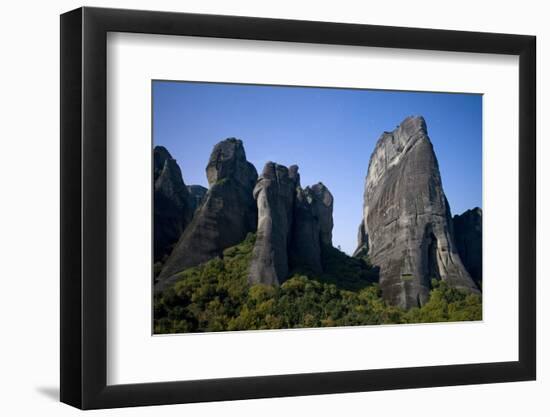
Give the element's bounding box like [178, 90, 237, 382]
[355, 116, 479, 309]
[248, 162, 299, 285]
[290, 182, 334, 274]
[290, 186, 322, 275]
[156, 139, 258, 291]
[453, 207, 482, 288]
[153, 146, 194, 261]
[352, 222, 368, 258]
[187, 185, 207, 213]
[310, 183, 334, 246]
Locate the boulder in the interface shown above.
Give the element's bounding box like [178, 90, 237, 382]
[355, 116, 479, 309]
[156, 139, 258, 291]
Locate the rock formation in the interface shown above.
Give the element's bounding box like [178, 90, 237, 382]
[289, 182, 334, 275]
[453, 208, 482, 288]
[289, 186, 322, 275]
[156, 139, 258, 290]
[355, 116, 479, 309]
[153, 146, 194, 261]
[248, 163, 335, 285]
[310, 183, 334, 247]
[154, 139, 336, 291]
[248, 163, 299, 285]
[187, 185, 207, 212]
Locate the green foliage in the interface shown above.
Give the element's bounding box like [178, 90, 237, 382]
[318, 245, 378, 290]
[402, 279, 482, 323]
[154, 236, 482, 334]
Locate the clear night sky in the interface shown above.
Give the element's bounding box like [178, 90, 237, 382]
[153, 81, 482, 255]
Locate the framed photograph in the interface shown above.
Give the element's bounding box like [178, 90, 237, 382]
[60, 6, 536, 409]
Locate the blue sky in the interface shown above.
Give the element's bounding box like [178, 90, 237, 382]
[153, 81, 482, 255]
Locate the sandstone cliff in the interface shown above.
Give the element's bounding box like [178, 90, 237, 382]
[355, 116, 479, 309]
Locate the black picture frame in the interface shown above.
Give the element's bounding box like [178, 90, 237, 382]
[60, 6, 536, 410]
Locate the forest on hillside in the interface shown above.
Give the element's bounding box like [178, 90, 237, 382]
[154, 234, 482, 334]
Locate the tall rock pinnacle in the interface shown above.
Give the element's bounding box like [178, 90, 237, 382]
[248, 162, 299, 285]
[156, 138, 258, 291]
[355, 116, 479, 309]
[248, 163, 335, 285]
[310, 183, 334, 247]
[289, 182, 334, 275]
[153, 146, 194, 261]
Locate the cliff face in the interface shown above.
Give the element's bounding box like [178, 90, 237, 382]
[153, 146, 194, 261]
[356, 116, 479, 309]
[453, 208, 483, 288]
[156, 139, 258, 291]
